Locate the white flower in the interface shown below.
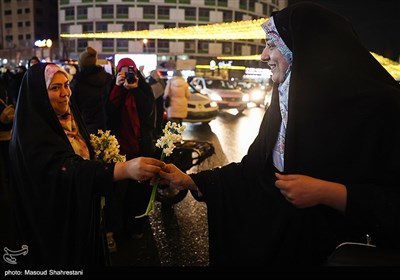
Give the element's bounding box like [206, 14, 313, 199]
[155, 121, 185, 157]
[136, 121, 186, 218]
[90, 129, 126, 163]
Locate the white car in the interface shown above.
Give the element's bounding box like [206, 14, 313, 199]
[237, 81, 268, 107]
[151, 70, 219, 124]
[184, 84, 219, 124]
[190, 77, 247, 113]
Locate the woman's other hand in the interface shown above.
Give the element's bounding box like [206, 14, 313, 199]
[274, 173, 347, 212]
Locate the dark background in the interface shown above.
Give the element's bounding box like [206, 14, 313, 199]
[288, 0, 400, 61]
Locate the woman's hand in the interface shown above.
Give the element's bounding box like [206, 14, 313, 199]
[123, 77, 139, 90]
[274, 173, 347, 212]
[114, 157, 165, 182]
[158, 163, 198, 191]
[116, 72, 126, 86]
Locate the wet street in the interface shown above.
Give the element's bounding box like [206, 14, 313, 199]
[110, 106, 266, 268]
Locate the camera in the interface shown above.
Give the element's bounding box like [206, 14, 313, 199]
[125, 66, 137, 84]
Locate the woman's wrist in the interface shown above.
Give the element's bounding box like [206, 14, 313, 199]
[321, 181, 347, 213]
[113, 161, 128, 181]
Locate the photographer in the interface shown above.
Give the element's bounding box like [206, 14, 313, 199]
[105, 58, 155, 252]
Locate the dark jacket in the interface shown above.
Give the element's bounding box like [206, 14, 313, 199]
[70, 66, 113, 134]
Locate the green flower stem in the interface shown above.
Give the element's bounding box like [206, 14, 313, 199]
[135, 153, 165, 218]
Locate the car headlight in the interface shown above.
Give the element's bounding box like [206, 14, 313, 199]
[209, 92, 222, 101]
[242, 93, 250, 102]
[250, 90, 264, 101]
[210, 101, 218, 108]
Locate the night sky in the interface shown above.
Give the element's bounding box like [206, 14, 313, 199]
[288, 0, 400, 61]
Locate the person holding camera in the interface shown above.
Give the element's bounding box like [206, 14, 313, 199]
[105, 58, 156, 252]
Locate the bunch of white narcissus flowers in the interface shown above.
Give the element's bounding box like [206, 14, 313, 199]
[155, 121, 186, 157]
[136, 121, 186, 218]
[90, 129, 126, 163]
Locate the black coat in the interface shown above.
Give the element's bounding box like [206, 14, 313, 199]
[9, 63, 115, 266]
[191, 2, 400, 267]
[70, 66, 113, 134]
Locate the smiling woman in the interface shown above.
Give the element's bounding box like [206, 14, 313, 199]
[8, 63, 164, 266]
[159, 2, 400, 267]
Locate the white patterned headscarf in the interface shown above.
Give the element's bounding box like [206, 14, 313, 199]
[261, 16, 293, 172]
[261, 17, 293, 66]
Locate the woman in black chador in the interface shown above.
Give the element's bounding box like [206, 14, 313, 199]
[160, 2, 400, 266]
[8, 63, 164, 266]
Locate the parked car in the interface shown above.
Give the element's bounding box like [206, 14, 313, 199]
[184, 84, 219, 124]
[189, 76, 247, 113]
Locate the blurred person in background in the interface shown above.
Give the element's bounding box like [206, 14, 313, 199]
[70, 46, 113, 134]
[29, 56, 40, 67]
[163, 70, 190, 125]
[7, 65, 27, 105]
[0, 73, 14, 192]
[146, 69, 166, 138]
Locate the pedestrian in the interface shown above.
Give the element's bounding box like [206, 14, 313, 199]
[159, 2, 400, 267]
[7, 65, 27, 105]
[8, 63, 164, 266]
[29, 56, 40, 67]
[163, 70, 190, 125]
[105, 58, 156, 251]
[146, 69, 166, 138]
[0, 77, 14, 192]
[70, 46, 113, 134]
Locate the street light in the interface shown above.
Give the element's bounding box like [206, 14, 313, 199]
[142, 38, 148, 53]
[210, 59, 216, 76]
[34, 39, 53, 62]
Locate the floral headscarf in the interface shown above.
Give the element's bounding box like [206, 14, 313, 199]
[44, 63, 69, 89]
[45, 64, 90, 160]
[261, 16, 293, 172]
[261, 16, 293, 65]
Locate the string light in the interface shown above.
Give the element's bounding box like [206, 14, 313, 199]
[60, 18, 268, 40]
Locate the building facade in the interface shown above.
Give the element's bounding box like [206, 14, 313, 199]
[59, 0, 287, 67]
[0, 0, 58, 67]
